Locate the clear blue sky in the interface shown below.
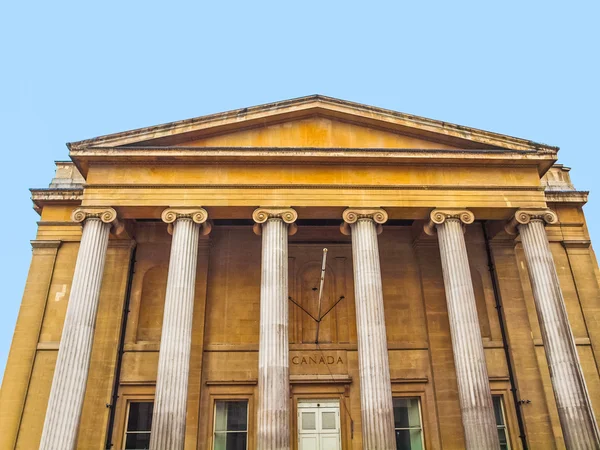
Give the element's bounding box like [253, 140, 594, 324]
[1, 1, 599, 381]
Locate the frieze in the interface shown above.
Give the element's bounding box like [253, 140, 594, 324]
[81, 183, 546, 191]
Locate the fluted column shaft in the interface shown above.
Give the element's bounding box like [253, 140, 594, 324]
[40, 208, 117, 450]
[343, 209, 395, 450]
[150, 208, 208, 450]
[254, 207, 297, 450]
[518, 216, 600, 449]
[433, 212, 500, 450]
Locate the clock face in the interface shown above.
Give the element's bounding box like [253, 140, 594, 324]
[288, 248, 346, 344]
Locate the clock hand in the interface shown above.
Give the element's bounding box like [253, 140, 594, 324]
[315, 248, 327, 344]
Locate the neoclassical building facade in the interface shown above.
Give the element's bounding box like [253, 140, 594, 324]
[1, 95, 599, 450]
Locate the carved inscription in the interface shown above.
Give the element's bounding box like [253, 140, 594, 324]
[291, 355, 344, 365]
[289, 350, 348, 376]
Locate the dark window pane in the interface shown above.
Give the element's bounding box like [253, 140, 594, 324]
[127, 402, 154, 432]
[393, 399, 410, 429]
[226, 401, 248, 431]
[395, 429, 410, 450]
[226, 432, 247, 450]
[125, 432, 151, 449]
[393, 398, 421, 429]
[498, 427, 509, 450]
[395, 429, 423, 450]
[493, 397, 504, 426]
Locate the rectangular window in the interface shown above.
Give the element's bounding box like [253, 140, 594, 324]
[124, 401, 153, 450]
[393, 397, 424, 450]
[213, 400, 248, 450]
[493, 396, 511, 450]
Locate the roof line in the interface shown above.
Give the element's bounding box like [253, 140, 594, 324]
[67, 94, 559, 152]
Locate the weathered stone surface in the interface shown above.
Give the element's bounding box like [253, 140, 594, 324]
[39, 216, 112, 450]
[344, 208, 396, 450]
[150, 211, 205, 450]
[518, 213, 600, 449]
[255, 208, 296, 450]
[432, 210, 500, 450]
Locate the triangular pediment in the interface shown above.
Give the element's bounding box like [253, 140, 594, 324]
[69, 95, 557, 153]
[176, 115, 463, 149]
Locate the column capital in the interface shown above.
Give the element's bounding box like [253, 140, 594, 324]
[161, 207, 211, 235]
[505, 208, 558, 235]
[72, 207, 124, 235]
[340, 208, 388, 235]
[342, 207, 388, 225]
[252, 207, 298, 236]
[161, 207, 208, 224]
[423, 209, 475, 236]
[72, 206, 118, 224]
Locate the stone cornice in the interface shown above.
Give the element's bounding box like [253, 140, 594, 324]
[423, 209, 475, 235]
[82, 183, 546, 191]
[69, 146, 557, 178]
[562, 240, 591, 249]
[505, 208, 559, 235]
[30, 240, 62, 249]
[252, 207, 298, 236]
[30, 188, 83, 215]
[67, 95, 558, 153]
[161, 207, 211, 235]
[545, 190, 589, 205]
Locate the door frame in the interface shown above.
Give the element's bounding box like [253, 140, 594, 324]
[291, 385, 351, 450]
[298, 399, 342, 450]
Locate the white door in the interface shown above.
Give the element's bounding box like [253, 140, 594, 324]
[298, 400, 341, 450]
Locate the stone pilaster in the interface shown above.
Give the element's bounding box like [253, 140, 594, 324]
[39, 207, 120, 450]
[253, 207, 297, 450]
[341, 208, 395, 450]
[149, 208, 210, 450]
[425, 209, 499, 450]
[508, 209, 600, 449]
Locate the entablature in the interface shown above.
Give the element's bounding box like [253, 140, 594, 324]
[69, 145, 557, 178]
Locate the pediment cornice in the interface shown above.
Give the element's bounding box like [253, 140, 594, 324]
[67, 95, 558, 153]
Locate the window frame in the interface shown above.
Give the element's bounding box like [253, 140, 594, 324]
[122, 400, 154, 450]
[212, 399, 250, 450]
[392, 396, 426, 450]
[206, 388, 255, 450]
[492, 394, 511, 450]
[112, 385, 155, 450]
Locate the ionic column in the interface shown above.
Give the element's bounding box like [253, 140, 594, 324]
[341, 208, 395, 450]
[39, 207, 121, 450]
[149, 208, 211, 450]
[507, 209, 600, 449]
[253, 207, 297, 450]
[425, 209, 499, 450]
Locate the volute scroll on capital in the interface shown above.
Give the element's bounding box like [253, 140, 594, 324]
[252, 207, 298, 236]
[423, 209, 475, 236]
[71, 206, 124, 235]
[340, 208, 388, 235]
[505, 208, 558, 235]
[161, 207, 211, 235]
